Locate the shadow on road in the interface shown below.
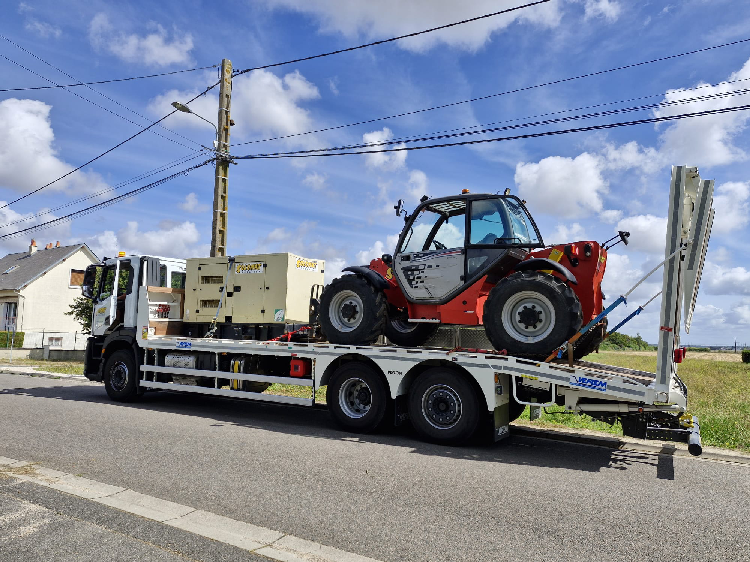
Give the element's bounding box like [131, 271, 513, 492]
[1, 382, 673, 479]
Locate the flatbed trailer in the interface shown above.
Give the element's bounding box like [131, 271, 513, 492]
[82, 165, 711, 453]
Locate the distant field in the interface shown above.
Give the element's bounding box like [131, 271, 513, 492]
[516, 351, 750, 452]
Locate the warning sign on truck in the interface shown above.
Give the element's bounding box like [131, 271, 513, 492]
[235, 262, 263, 274]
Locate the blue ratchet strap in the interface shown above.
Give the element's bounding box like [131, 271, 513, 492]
[550, 295, 626, 361]
[607, 307, 642, 336]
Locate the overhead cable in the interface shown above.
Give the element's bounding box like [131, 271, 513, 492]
[0, 152, 207, 230]
[234, 103, 750, 159]
[0, 78, 222, 209]
[0, 160, 214, 240]
[1, 35, 209, 151]
[233, 36, 750, 147]
[238, 87, 750, 157]
[232, 0, 551, 77]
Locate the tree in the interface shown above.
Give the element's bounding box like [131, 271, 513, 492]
[66, 296, 93, 333]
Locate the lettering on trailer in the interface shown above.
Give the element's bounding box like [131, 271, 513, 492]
[235, 262, 263, 274]
[295, 258, 318, 271]
[497, 426, 509, 437]
[569, 375, 608, 392]
[175, 341, 192, 349]
[387, 370, 403, 376]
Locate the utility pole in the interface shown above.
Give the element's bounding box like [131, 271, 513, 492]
[211, 59, 232, 257]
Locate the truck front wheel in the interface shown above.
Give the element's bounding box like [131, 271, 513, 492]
[327, 363, 388, 433]
[103, 349, 140, 402]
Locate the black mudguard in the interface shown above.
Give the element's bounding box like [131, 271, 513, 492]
[515, 258, 578, 285]
[342, 266, 389, 290]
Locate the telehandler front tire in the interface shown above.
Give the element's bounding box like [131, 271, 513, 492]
[320, 275, 386, 345]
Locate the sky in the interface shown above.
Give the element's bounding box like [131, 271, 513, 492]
[1, 0, 750, 346]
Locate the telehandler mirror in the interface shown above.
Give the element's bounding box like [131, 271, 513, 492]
[394, 199, 410, 223]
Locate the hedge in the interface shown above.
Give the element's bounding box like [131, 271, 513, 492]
[0, 331, 24, 348]
[742, 350, 750, 364]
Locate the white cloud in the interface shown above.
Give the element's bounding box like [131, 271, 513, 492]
[262, 0, 562, 53]
[600, 141, 663, 175]
[514, 153, 607, 219]
[600, 209, 623, 224]
[149, 69, 320, 144]
[601, 253, 661, 304]
[654, 57, 750, 166]
[24, 19, 61, 38]
[703, 261, 750, 296]
[712, 181, 750, 234]
[325, 258, 346, 284]
[87, 220, 206, 259]
[580, 0, 622, 21]
[549, 222, 586, 244]
[89, 13, 194, 67]
[302, 172, 327, 191]
[0, 206, 71, 256]
[328, 78, 339, 96]
[178, 192, 209, 213]
[0, 98, 108, 196]
[362, 128, 407, 171]
[615, 214, 667, 255]
[355, 234, 400, 264]
[406, 169, 428, 200]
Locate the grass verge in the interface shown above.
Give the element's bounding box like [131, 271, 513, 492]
[0, 358, 84, 376]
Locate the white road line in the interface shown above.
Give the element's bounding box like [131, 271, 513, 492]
[0, 457, 383, 562]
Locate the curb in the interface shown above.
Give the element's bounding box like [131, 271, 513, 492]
[0, 366, 87, 381]
[511, 425, 750, 465]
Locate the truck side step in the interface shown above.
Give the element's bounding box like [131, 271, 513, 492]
[139, 380, 314, 406]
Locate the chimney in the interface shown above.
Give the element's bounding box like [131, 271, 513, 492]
[45, 243, 52, 250]
[55, 241, 60, 248]
[29, 239, 37, 255]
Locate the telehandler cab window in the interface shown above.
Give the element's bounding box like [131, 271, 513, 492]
[401, 200, 466, 253]
[469, 198, 540, 246]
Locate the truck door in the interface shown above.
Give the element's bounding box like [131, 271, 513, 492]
[394, 199, 467, 301]
[92, 263, 118, 335]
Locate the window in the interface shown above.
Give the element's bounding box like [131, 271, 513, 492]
[400, 200, 466, 253]
[99, 265, 117, 300]
[470, 199, 509, 244]
[171, 271, 186, 289]
[505, 198, 540, 245]
[159, 265, 168, 287]
[3, 265, 19, 275]
[69, 269, 85, 287]
[48, 337, 63, 348]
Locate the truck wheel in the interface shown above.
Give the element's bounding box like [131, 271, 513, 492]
[103, 350, 140, 402]
[320, 276, 386, 345]
[384, 313, 438, 347]
[408, 368, 480, 444]
[327, 363, 388, 433]
[484, 271, 582, 357]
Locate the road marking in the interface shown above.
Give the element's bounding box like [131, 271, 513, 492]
[0, 457, 383, 562]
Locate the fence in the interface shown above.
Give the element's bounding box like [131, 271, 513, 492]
[17, 331, 87, 351]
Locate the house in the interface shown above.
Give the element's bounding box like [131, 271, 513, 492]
[0, 240, 98, 345]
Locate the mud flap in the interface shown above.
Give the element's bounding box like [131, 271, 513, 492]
[493, 402, 510, 442]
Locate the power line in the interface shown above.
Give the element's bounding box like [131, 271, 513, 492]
[233, 36, 750, 147]
[234, 103, 750, 160]
[1, 35, 209, 151]
[0, 152, 206, 230]
[0, 53, 204, 152]
[0, 160, 214, 240]
[238, 87, 750, 157]
[232, 0, 551, 77]
[0, 78, 222, 209]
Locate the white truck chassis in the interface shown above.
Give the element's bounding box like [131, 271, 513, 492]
[83, 165, 710, 453]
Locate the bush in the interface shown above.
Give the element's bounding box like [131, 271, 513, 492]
[0, 331, 24, 348]
[599, 332, 653, 351]
[742, 350, 750, 364]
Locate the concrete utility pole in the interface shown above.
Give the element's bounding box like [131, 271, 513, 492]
[211, 59, 233, 257]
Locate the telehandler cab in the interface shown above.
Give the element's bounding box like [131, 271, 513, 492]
[320, 192, 626, 358]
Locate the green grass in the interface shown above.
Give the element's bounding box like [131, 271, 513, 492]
[516, 351, 750, 452]
[265, 383, 327, 404]
[0, 358, 84, 376]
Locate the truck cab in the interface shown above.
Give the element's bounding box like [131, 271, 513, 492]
[82, 255, 186, 380]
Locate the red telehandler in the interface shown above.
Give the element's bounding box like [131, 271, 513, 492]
[319, 191, 629, 358]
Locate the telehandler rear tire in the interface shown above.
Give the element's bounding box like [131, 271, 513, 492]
[484, 271, 582, 357]
[320, 275, 386, 345]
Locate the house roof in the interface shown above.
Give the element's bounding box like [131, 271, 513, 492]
[0, 244, 98, 291]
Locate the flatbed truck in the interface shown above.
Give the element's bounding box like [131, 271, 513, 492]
[81, 166, 711, 453]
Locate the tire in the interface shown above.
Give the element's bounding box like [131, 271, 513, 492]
[483, 271, 582, 357]
[327, 363, 388, 433]
[384, 312, 438, 347]
[573, 317, 608, 360]
[320, 275, 386, 345]
[408, 368, 481, 444]
[103, 349, 140, 402]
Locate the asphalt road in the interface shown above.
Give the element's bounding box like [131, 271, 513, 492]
[1, 372, 749, 561]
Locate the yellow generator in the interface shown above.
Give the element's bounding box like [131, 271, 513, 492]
[183, 253, 325, 339]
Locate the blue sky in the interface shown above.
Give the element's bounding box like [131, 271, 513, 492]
[2, 0, 750, 345]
